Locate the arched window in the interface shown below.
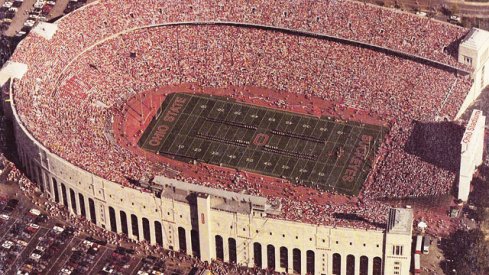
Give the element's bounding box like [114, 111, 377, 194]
[333, 253, 341, 275]
[215, 235, 224, 260]
[360, 256, 369, 275]
[88, 198, 96, 224]
[306, 250, 315, 274]
[154, 221, 163, 246]
[191, 229, 200, 258]
[120, 211, 128, 235]
[228, 238, 237, 263]
[280, 247, 288, 269]
[267, 245, 275, 270]
[131, 214, 139, 240]
[373, 257, 382, 275]
[253, 242, 262, 268]
[52, 178, 59, 203]
[142, 218, 150, 242]
[25, 157, 30, 177]
[69, 189, 77, 213]
[37, 166, 44, 192]
[61, 183, 68, 209]
[346, 255, 355, 275]
[109, 207, 117, 232]
[178, 227, 187, 253]
[293, 248, 301, 274]
[78, 193, 86, 217]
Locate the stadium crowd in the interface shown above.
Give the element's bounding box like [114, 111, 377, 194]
[10, 0, 476, 230]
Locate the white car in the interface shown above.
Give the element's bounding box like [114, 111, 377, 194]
[82, 240, 94, 247]
[0, 214, 9, 221]
[33, 2, 44, 8]
[29, 208, 41, 216]
[415, 11, 427, 17]
[449, 15, 461, 23]
[29, 252, 42, 261]
[27, 223, 40, 231]
[3, 2, 13, 8]
[2, 240, 14, 249]
[102, 266, 114, 273]
[53, 225, 64, 234]
[24, 20, 36, 27]
[17, 240, 28, 247]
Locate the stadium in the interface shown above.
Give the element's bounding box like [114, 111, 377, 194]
[0, 0, 488, 274]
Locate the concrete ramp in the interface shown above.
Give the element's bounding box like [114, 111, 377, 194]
[0, 61, 27, 86]
[32, 22, 58, 40]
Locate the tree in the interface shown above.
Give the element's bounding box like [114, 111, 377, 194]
[451, 3, 460, 16]
[474, 207, 489, 222]
[442, 229, 489, 274]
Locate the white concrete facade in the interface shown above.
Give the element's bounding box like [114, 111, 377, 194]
[458, 110, 486, 201]
[456, 28, 489, 119]
[383, 209, 414, 275]
[0, 61, 28, 86]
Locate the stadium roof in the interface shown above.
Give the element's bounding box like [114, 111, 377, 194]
[386, 208, 413, 235]
[463, 28, 489, 51]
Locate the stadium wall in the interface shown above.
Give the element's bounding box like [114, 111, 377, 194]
[6, 83, 412, 275]
[456, 28, 489, 118]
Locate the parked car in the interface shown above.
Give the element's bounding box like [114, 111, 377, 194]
[449, 15, 461, 24]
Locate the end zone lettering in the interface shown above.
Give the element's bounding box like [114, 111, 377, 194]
[146, 96, 188, 150]
[342, 135, 373, 182]
[462, 110, 481, 144]
[148, 125, 170, 146]
[163, 96, 187, 123]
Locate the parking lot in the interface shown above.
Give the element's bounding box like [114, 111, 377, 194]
[0, 183, 208, 275]
[0, 0, 90, 38]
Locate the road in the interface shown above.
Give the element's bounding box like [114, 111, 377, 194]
[362, 0, 489, 30]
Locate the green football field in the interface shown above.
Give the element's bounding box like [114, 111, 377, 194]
[138, 93, 387, 195]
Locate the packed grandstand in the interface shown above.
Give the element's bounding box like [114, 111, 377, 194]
[7, 0, 479, 233]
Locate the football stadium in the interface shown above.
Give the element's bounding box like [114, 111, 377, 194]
[0, 0, 488, 274]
